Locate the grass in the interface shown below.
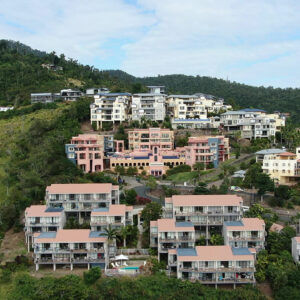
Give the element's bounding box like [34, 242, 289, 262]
[167, 170, 213, 183]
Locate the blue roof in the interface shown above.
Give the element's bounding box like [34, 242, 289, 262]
[45, 207, 64, 213]
[241, 108, 266, 112]
[175, 222, 194, 227]
[89, 231, 106, 238]
[97, 93, 131, 96]
[177, 248, 197, 256]
[38, 232, 57, 239]
[162, 156, 179, 159]
[232, 248, 252, 256]
[92, 208, 109, 212]
[133, 156, 149, 160]
[224, 221, 243, 227]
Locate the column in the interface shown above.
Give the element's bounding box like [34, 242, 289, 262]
[88, 263, 90, 270]
[53, 263, 56, 271]
[71, 263, 73, 271]
[35, 263, 39, 271]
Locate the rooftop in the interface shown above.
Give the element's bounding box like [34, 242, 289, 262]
[91, 205, 133, 216]
[255, 149, 286, 155]
[151, 219, 194, 232]
[168, 194, 243, 207]
[224, 218, 265, 231]
[25, 205, 64, 217]
[46, 183, 118, 194]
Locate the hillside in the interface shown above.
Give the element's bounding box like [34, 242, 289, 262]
[0, 40, 138, 106]
[108, 71, 300, 123]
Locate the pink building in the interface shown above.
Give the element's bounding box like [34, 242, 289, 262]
[128, 128, 174, 151]
[184, 136, 229, 168]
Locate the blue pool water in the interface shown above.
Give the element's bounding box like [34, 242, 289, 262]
[122, 267, 139, 270]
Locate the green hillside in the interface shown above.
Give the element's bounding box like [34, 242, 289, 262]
[108, 71, 300, 123]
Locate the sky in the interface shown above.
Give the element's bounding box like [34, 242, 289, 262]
[1, 0, 300, 88]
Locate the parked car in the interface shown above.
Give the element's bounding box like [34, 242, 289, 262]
[230, 186, 244, 192]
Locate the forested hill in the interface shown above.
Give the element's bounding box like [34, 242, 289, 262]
[0, 40, 138, 106]
[108, 71, 300, 123]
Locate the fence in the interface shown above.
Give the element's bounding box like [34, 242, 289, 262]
[116, 249, 149, 255]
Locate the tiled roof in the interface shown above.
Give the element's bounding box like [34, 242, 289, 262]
[278, 152, 296, 156]
[35, 229, 107, 243]
[269, 223, 284, 232]
[177, 246, 254, 262]
[255, 149, 285, 155]
[91, 205, 132, 216]
[224, 218, 265, 231]
[46, 183, 116, 194]
[154, 219, 194, 232]
[171, 195, 243, 206]
[25, 205, 63, 217]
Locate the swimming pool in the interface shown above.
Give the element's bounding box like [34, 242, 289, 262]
[121, 267, 139, 270]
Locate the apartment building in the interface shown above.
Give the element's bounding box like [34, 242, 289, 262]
[31, 93, 55, 104]
[150, 219, 195, 261]
[164, 195, 243, 241]
[132, 93, 166, 122]
[90, 205, 133, 231]
[166, 95, 207, 119]
[262, 148, 300, 185]
[86, 87, 109, 96]
[171, 118, 213, 129]
[223, 218, 266, 251]
[128, 128, 174, 151]
[291, 237, 300, 263]
[33, 229, 108, 271]
[255, 149, 285, 163]
[220, 109, 284, 139]
[90, 93, 131, 129]
[46, 183, 119, 222]
[147, 86, 165, 94]
[60, 89, 83, 101]
[184, 136, 230, 167]
[24, 205, 65, 251]
[0, 106, 13, 112]
[170, 246, 255, 286]
[65, 134, 104, 173]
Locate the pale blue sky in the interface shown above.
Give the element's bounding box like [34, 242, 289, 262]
[1, 0, 300, 88]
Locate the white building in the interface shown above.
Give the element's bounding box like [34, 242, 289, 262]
[292, 236, 300, 263]
[262, 148, 300, 185]
[90, 93, 131, 129]
[31, 93, 55, 104]
[132, 93, 166, 122]
[24, 205, 65, 251]
[147, 86, 165, 94]
[86, 87, 110, 96]
[221, 109, 285, 139]
[0, 106, 14, 112]
[60, 89, 83, 101]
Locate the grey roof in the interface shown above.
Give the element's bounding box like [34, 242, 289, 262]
[224, 221, 244, 227]
[231, 247, 252, 256]
[38, 232, 57, 239]
[45, 207, 64, 213]
[98, 93, 131, 96]
[147, 86, 165, 88]
[92, 207, 109, 212]
[133, 93, 166, 96]
[234, 170, 246, 175]
[31, 93, 53, 96]
[173, 118, 210, 122]
[167, 95, 198, 99]
[177, 248, 197, 256]
[175, 221, 194, 227]
[89, 231, 106, 238]
[255, 149, 285, 155]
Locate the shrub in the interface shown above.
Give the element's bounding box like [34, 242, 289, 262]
[166, 165, 191, 176]
[83, 267, 102, 285]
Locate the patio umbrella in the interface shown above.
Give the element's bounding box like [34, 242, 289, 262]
[114, 254, 129, 266]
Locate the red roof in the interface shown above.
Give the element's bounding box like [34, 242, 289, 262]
[46, 183, 118, 194]
[170, 195, 243, 206]
[25, 205, 63, 217]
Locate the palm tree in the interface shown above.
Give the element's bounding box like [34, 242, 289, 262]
[103, 224, 118, 245]
[119, 226, 129, 248]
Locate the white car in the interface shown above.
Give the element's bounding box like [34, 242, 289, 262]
[230, 186, 244, 192]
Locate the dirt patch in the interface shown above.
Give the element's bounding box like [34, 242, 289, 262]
[257, 282, 273, 300]
[0, 229, 28, 264]
[80, 120, 94, 133]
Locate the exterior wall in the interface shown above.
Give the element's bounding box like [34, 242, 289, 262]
[292, 238, 300, 263]
[60, 89, 83, 101]
[31, 93, 54, 104]
[90, 93, 131, 128]
[132, 94, 166, 121]
[128, 128, 174, 151]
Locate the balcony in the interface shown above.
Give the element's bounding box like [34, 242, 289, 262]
[159, 237, 177, 242]
[177, 236, 194, 241]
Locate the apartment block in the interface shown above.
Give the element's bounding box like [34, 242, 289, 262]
[60, 89, 83, 101]
[46, 183, 119, 222]
[221, 109, 285, 140]
[150, 219, 195, 261]
[292, 237, 300, 263]
[86, 87, 109, 96]
[171, 118, 213, 129]
[184, 136, 230, 167]
[132, 93, 166, 122]
[170, 246, 255, 286]
[147, 86, 165, 94]
[33, 229, 108, 271]
[166, 95, 207, 119]
[223, 218, 266, 251]
[24, 205, 65, 251]
[164, 195, 243, 241]
[128, 128, 174, 151]
[262, 148, 300, 185]
[255, 148, 285, 163]
[90, 93, 131, 129]
[31, 93, 55, 104]
[90, 205, 133, 231]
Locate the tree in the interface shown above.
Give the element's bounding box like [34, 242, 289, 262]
[274, 185, 290, 200]
[115, 165, 125, 175]
[122, 189, 137, 205]
[255, 173, 274, 199]
[210, 234, 224, 245]
[119, 226, 129, 248]
[146, 176, 157, 191]
[194, 182, 210, 195]
[83, 267, 101, 285]
[193, 162, 205, 181]
[141, 202, 163, 229]
[103, 224, 118, 245]
[126, 166, 138, 176]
